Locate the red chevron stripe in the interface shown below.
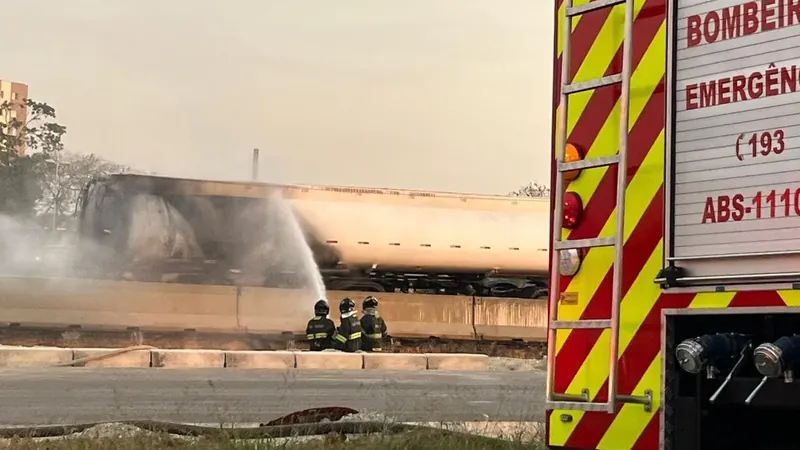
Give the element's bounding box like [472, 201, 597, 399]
[566, 0, 665, 242]
[554, 186, 664, 393]
[553, 81, 665, 394]
[565, 291, 785, 448]
[550, 5, 615, 282]
[554, 7, 614, 106]
[564, 291, 694, 448]
[728, 290, 786, 307]
[552, 1, 667, 393]
[632, 412, 660, 449]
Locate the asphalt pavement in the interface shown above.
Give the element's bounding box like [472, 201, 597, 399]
[0, 368, 546, 426]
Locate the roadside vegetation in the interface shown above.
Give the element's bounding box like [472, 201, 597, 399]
[0, 426, 546, 450]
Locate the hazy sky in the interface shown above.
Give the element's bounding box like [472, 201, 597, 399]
[4, 0, 553, 195]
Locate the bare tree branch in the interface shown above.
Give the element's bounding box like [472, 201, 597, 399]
[36, 151, 136, 226]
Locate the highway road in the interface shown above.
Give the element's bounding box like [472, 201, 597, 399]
[0, 368, 546, 426]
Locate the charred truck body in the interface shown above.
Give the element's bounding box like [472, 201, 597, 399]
[77, 174, 550, 298]
[545, 0, 800, 449]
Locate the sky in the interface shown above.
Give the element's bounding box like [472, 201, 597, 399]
[4, 0, 554, 195]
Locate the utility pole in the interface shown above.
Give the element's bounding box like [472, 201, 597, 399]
[251, 148, 259, 181]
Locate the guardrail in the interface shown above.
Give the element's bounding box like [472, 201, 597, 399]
[0, 276, 547, 342]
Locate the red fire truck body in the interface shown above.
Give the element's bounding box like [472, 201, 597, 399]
[546, 0, 800, 449]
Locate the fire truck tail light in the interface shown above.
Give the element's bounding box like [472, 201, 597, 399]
[558, 249, 581, 277]
[563, 143, 583, 182]
[563, 192, 583, 229]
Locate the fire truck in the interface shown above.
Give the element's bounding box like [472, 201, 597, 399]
[545, 0, 800, 449]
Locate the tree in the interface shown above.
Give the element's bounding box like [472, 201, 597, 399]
[509, 182, 550, 198]
[0, 99, 67, 218]
[37, 152, 137, 227]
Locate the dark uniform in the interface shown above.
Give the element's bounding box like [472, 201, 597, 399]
[306, 300, 335, 351]
[360, 296, 388, 352]
[332, 298, 362, 352]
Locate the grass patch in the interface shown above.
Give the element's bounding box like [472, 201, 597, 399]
[0, 427, 546, 450]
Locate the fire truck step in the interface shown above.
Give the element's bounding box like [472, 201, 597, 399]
[548, 390, 652, 412]
[546, 400, 613, 412]
[551, 319, 611, 329]
[554, 236, 615, 250]
[566, 0, 627, 17]
[562, 73, 622, 94]
[559, 154, 619, 172]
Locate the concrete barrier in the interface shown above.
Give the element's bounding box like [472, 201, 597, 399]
[0, 277, 549, 344]
[473, 297, 547, 341]
[236, 287, 313, 335]
[371, 292, 475, 339]
[72, 348, 151, 368]
[363, 353, 427, 370]
[0, 277, 239, 332]
[426, 353, 489, 371]
[0, 346, 73, 367]
[151, 349, 225, 368]
[237, 288, 477, 340]
[224, 351, 295, 369]
[294, 351, 363, 370]
[0, 345, 494, 371]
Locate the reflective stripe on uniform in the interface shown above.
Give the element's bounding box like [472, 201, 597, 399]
[333, 332, 347, 343]
[348, 332, 361, 340]
[314, 332, 328, 339]
[367, 333, 382, 339]
[306, 334, 315, 340]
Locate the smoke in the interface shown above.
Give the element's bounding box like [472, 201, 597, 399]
[0, 194, 205, 280]
[0, 178, 328, 320]
[0, 214, 82, 279]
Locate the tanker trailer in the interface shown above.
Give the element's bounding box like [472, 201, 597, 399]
[77, 174, 550, 298]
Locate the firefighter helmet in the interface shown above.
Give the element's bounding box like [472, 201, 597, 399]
[339, 297, 356, 314]
[363, 296, 378, 309]
[314, 299, 329, 316]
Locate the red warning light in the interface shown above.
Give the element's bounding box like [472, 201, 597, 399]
[563, 192, 583, 229]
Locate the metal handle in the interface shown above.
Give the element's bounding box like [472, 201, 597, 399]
[709, 344, 750, 404]
[744, 376, 769, 405]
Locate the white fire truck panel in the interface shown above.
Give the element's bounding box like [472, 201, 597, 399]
[667, 0, 800, 284]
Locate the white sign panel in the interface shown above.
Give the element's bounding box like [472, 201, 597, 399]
[672, 0, 800, 259]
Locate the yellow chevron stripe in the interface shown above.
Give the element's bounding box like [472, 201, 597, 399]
[554, 0, 650, 174]
[554, 122, 666, 355]
[562, 17, 667, 244]
[549, 20, 667, 446]
[599, 354, 660, 449]
[595, 292, 736, 447]
[568, 240, 664, 393]
[556, 2, 582, 58]
[688, 291, 736, 309]
[549, 240, 663, 447]
[554, 21, 666, 353]
[777, 290, 800, 307]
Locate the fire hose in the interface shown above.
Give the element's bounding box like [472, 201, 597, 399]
[53, 345, 157, 367]
[0, 421, 418, 439]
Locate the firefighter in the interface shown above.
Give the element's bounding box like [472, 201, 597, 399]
[305, 299, 335, 351]
[332, 297, 362, 352]
[360, 295, 388, 352]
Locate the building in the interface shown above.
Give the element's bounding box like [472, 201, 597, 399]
[0, 79, 29, 155]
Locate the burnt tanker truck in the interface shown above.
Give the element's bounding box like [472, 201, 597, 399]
[76, 174, 550, 298]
